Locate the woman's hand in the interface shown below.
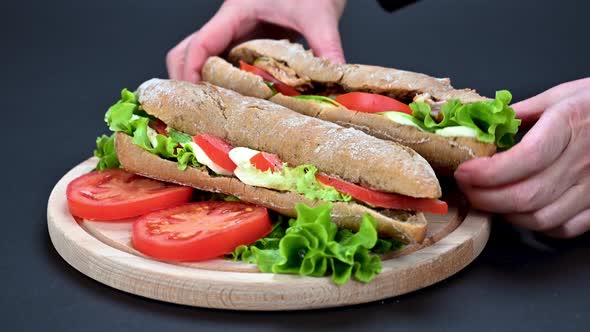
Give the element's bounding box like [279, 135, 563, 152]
[167, 0, 347, 82]
[455, 78, 590, 238]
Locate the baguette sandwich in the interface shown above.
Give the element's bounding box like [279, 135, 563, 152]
[100, 78, 448, 244]
[202, 39, 521, 175]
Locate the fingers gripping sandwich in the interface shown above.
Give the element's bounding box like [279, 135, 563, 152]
[104, 79, 447, 244]
[202, 39, 521, 175]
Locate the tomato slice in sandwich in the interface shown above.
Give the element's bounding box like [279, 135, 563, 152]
[67, 169, 193, 220]
[239, 60, 301, 97]
[132, 201, 272, 261]
[335, 92, 412, 115]
[316, 173, 448, 214]
[250, 152, 283, 172]
[193, 134, 237, 173]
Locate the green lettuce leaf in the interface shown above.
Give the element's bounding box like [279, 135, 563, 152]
[409, 90, 521, 147]
[237, 203, 382, 285]
[333, 229, 404, 254]
[264, 81, 278, 95]
[130, 117, 177, 159]
[284, 165, 351, 202]
[372, 238, 405, 254]
[104, 88, 141, 134]
[293, 95, 343, 107]
[231, 216, 287, 263]
[168, 128, 192, 143]
[234, 162, 351, 202]
[223, 195, 241, 202]
[175, 142, 201, 171]
[103, 89, 201, 170]
[94, 134, 120, 170]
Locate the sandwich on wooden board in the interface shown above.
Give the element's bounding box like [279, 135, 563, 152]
[98, 79, 451, 245]
[202, 39, 521, 175]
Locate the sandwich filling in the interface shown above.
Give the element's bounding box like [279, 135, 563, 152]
[97, 89, 447, 215]
[240, 57, 521, 148]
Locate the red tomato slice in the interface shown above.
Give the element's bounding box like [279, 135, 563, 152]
[335, 92, 412, 114]
[239, 60, 301, 96]
[250, 152, 283, 172]
[316, 173, 448, 214]
[67, 169, 193, 220]
[149, 119, 168, 136]
[132, 201, 272, 261]
[193, 134, 237, 173]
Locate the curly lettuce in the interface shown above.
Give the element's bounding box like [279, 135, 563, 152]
[94, 134, 120, 170]
[101, 89, 201, 170]
[104, 88, 142, 134]
[234, 162, 351, 202]
[232, 203, 384, 285]
[231, 215, 288, 263]
[285, 165, 351, 202]
[409, 90, 521, 148]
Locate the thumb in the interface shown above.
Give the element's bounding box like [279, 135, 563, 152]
[301, 15, 345, 64]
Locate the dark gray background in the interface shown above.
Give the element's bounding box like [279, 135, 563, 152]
[2, 0, 589, 331]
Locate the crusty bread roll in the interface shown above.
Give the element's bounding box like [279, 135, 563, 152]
[136, 79, 441, 198]
[227, 39, 486, 103]
[228, 40, 343, 83]
[269, 94, 496, 174]
[201, 39, 498, 175]
[116, 133, 427, 244]
[202, 56, 274, 100]
[339, 64, 486, 104]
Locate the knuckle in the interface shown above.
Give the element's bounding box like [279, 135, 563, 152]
[553, 225, 579, 239]
[561, 99, 586, 133]
[510, 185, 542, 212]
[166, 47, 183, 66]
[548, 210, 590, 239]
[165, 49, 175, 66]
[570, 157, 590, 186]
[519, 142, 544, 166]
[527, 210, 555, 231]
[568, 106, 590, 142]
[563, 99, 584, 122]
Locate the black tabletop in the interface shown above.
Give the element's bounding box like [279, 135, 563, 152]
[3, 0, 590, 331]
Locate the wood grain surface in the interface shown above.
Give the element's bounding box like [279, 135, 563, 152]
[47, 158, 490, 310]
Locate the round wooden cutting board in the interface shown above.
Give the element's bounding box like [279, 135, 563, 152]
[47, 158, 490, 311]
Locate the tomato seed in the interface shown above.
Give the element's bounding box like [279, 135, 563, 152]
[176, 232, 195, 239]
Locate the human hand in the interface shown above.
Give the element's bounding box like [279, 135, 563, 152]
[455, 78, 590, 238]
[167, 0, 347, 82]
